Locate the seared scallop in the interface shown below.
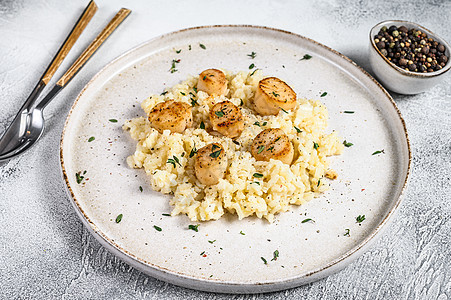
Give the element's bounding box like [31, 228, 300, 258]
[148, 100, 192, 133]
[194, 143, 227, 185]
[254, 77, 297, 116]
[197, 69, 228, 96]
[209, 101, 244, 139]
[251, 128, 294, 165]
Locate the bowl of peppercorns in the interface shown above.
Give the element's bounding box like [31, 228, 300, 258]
[369, 20, 450, 94]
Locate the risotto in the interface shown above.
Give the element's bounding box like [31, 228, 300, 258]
[123, 70, 343, 222]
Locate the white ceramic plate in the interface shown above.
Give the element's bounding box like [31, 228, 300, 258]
[60, 25, 410, 294]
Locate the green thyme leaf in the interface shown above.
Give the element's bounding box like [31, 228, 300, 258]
[317, 179, 321, 187]
[109, 119, 118, 123]
[253, 173, 263, 178]
[249, 63, 255, 69]
[176, 49, 181, 53]
[189, 145, 197, 158]
[272, 91, 280, 97]
[247, 51, 257, 59]
[199, 43, 206, 49]
[356, 215, 366, 223]
[372, 150, 384, 155]
[75, 172, 84, 184]
[200, 121, 205, 129]
[180, 92, 186, 96]
[261, 257, 268, 264]
[240, 99, 244, 106]
[344, 228, 350, 236]
[208, 240, 216, 244]
[139, 186, 143, 192]
[88, 136, 95, 142]
[211, 144, 219, 151]
[253, 181, 260, 185]
[162, 213, 171, 216]
[250, 69, 258, 76]
[154, 225, 162, 231]
[301, 218, 314, 223]
[189, 224, 199, 232]
[240, 231, 245, 235]
[300, 54, 312, 60]
[215, 110, 224, 117]
[257, 145, 265, 154]
[191, 98, 198, 107]
[160, 91, 168, 96]
[280, 108, 288, 114]
[294, 126, 302, 133]
[167, 158, 176, 168]
[115, 214, 123, 223]
[172, 155, 181, 166]
[343, 140, 353, 147]
[313, 142, 319, 149]
[320, 92, 327, 97]
[344, 111, 354, 114]
[210, 149, 222, 158]
[271, 250, 279, 261]
[200, 251, 205, 256]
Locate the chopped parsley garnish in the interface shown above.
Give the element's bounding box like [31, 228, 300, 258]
[200, 121, 205, 129]
[261, 257, 268, 264]
[162, 213, 171, 216]
[203, 75, 207, 80]
[280, 108, 288, 114]
[320, 92, 327, 97]
[240, 231, 245, 235]
[211, 144, 219, 151]
[189, 145, 197, 158]
[154, 225, 162, 231]
[88, 136, 95, 142]
[301, 218, 314, 223]
[199, 43, 206, 49]
[160, 91, 168, 96]
[300, 54, 312, 60]
[169, 59, 180, 73]
[109, 119, 118, 123]
[115, 214, 123, 223]
[250, 69, 258, 76]
[180, 91, 186, 96]
[294, 126, 302, 133]
[247, 51, 257, 59]
[139, 186, 143, 192]
[343, 140, 353, 147]
[272, 91, 279, 97]
[344, 111, 354, 114]
[271, 250, 279, 261]
[372, 150, 384, 155]
[188, 224, 199, 232]
[313, 142, 319, 149]
[210, 149, 222, 158]
[257, 145, 265, 154]
[356, 215, 366, 223]
[249, 63, 255, 69]
[75, 171, 85, 184]
[253, 173, 263, 178]
[175, 49, 181, 53]
[254, 121, 267, 127]
[344, 229, 350, 237]
[191, 98, 198, 107]
[167, 155, 181, 168]
[215, 110, 224, 117]
[208, 240, 216, 244]
[317, 179, 321, 187]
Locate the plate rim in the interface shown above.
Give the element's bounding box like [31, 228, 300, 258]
[59, 24, 411, 293]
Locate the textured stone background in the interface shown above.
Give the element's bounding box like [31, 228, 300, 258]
[0, 0, 450, 299]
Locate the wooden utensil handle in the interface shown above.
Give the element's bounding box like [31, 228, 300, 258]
[41, 0, 97, 85]
[57, 8, 131, 87]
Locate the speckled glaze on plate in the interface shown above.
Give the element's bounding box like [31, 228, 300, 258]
[60, 25, 410, 294]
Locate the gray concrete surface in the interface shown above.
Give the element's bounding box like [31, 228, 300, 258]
[0, 0, 450, 299]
